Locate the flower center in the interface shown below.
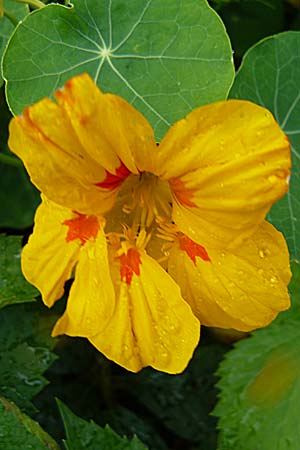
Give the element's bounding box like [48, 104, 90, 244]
[117, 171, 172, 228]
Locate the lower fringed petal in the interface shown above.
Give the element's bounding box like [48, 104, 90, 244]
[168, 222, 291, 332]
[21, 196, 81, 307]
[90, 251, 200, 374]
[52, 230, 115, 338]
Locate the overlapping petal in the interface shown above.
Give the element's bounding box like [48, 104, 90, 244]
[168, 222, 291, 332]
[22, 196, 81, 307]
[52, 230, 115, 338]
[55, 73, 157, 174]
[8, 97, 119, 214]
[156, 100, 291, 249]
[90, 250, 200, 373]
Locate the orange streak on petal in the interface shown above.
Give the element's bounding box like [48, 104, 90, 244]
[118, 248, 142, 285]
[179, 235, 211, 264]
[95, 161, 131, 190]
[63, 212, 99, 245]
[169, 177, 196, 207]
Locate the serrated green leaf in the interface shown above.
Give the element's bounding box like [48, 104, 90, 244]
[0, 235, 38, 308]
[0, 0, 29, 86]
[229, 31, 300, 260]
[214, 262, 300, 450]
[0, 303, 58, 413]
[122, 343, 225, 448]
[3, 0, 234, 139]
[57, 399, 148, 450]
[0, 396, 60, 450]
[99, 406, 168, 450]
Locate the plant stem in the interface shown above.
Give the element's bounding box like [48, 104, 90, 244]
[13, 0, 45, 9]
[0, 153, 23, 168]
[3, 9, 19, 26]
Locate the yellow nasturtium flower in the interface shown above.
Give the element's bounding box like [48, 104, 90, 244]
[9, 74, 291, 374]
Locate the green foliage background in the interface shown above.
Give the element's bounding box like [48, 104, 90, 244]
[1, 0, 300, 449]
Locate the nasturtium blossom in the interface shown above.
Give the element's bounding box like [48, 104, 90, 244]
[8, 73, 291, 374]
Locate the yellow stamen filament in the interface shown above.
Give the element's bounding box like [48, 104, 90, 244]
[117, 172, 172, 228]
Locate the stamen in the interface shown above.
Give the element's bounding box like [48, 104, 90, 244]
[116, 171, 172, 228]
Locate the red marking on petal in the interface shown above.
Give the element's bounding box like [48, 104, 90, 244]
[179, 235, 210, 265]
[63, 212, 99, 245]
[96, 161, 131, 190]
[169, 177, 196, 207]
[118, 248, 141, 285]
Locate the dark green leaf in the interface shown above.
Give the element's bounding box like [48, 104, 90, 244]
[0, 396, 60, 450]
[214, 262, 300, 450]
[0, 235, 38, 309]
[57, 399, 148, 450]
[122, 343, 226, 449]
[0, 303, 58, 413]
[99, 406, 168, 450]
[3, 0, 234, 139]
[217, 0, 284, 57]
[230, 31, 300, 260]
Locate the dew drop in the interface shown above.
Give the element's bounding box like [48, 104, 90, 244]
[258, 247, 270, 258]
[268, 175, 278, 184]
[270, 275, 279, 284]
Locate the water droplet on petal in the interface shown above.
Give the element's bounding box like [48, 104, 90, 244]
[268, 175, 278, 184]
[258, 249, 265, 258]
[258, 247, 270, 258]
[270, 275, 279, 284]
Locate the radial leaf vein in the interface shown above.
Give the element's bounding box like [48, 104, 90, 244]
[107, 57, 170, 126]
[111, 0, 153, 52]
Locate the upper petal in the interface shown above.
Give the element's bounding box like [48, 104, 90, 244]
[157, 100, 291, 248]
[8, 96, 117, 214]
[52, 229, 115, 338]
[90, 249, 200, 374]
[22, 196, 81, 307]
[55, 73, 157, 174]
[168, 221, 291, 332]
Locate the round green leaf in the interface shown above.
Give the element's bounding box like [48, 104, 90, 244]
[230, 31, 300, 261]
[0, 0, 29, 87]
[3, 0, 234, 139]
[214, 263, 300, 450]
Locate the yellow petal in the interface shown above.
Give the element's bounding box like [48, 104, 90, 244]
[157, 100, 291, 249]
[52, 230, 115, 338]
[168, 222, 291, 332]
[8, 97, 117, 215]
[22, 196, 81, 307]
[55, 73, 157, 174]
[90, 250, 200, 374]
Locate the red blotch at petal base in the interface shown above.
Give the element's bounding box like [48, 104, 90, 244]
[118, 248, 142, 285]
[63, 212, 99, 245]
[179, 235, 211, 264]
